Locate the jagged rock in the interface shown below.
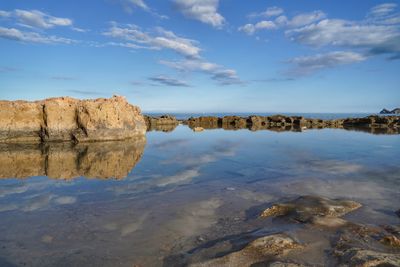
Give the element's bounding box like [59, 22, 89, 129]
[0, 137, 146, 179]
[222, 116, 247, 130]
[268, 262, 308, 267]
[260, 196, 361, 225]
[190, 234, 302, 267]
[0, 96, 146, 143]
[182, 115, 400, 134]
[381, 235, 400, 248]
[380, 108, 392, 114]
[144, 115, 179, 131]
[335, 247, 400, 266]
[187, 116, 221, 129]
[380, 108, 400, 114]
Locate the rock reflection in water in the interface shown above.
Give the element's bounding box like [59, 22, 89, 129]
[0, 137, 146, 179]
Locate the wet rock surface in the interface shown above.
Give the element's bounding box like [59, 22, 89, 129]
[0, 96, 146, 143]
[260, 195, 362, 224]
[181, 115, 400, 134]
[190, 233, 303, 267]
[144, 115, 179, 132]
[170, 195, 400, 267]
[0, 137, 146, 179]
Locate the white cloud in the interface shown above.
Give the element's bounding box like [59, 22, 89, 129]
[173, 0, 225, 28]
[288, 10, 326, 27]
[119, 0, 168, 19]
[286, 51, 367, 76]
[160, 58, 242, 85]
[239, 10, 325, 35]
[0, 26, 76, 44]
[369, 3, 397, 17]
[14, 9, 72, 29]
[286, 19, 398, 48]
[249, 6, 284, 18]
[238, 20, 276, 35]
[149, 75, 190, 87]
[128, 0, 149, 11]
[0, 10, 11, 18]
[103, 23, 201, 58]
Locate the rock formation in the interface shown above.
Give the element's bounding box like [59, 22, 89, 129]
[144, 115, 179, 132]
[380, 108, 400, 114]
[260, 195, 362, 226]
[182, 115, 400, 134]
[0, 96, 146, 143]
[0, 137, 146, 179]
[190, 234, 302, 267]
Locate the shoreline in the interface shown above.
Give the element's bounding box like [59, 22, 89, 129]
[145, 114, 400, 134]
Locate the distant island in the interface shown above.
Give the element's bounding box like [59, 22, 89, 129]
[380, 108, 400, 114]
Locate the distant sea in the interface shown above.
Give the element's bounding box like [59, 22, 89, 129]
[144, 112, 378, 120]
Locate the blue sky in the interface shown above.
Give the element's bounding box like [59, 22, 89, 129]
[0, 0, 399, 113]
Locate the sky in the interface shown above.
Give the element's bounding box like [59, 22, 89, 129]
[0, 0, 399, 113]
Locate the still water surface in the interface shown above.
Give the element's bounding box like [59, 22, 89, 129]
[0, 126, 399, 266]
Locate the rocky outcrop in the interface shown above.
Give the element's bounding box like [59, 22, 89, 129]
[144, 115, 178, 132]
[0, 96, 146, 143]
[182, 115, 400, 134]
[260, 195, 361, 226]
[190, 233, 302, 267]
[380, 108, 400, 114]
[0, 137, 146, 179]
[186, 116, 221, 129]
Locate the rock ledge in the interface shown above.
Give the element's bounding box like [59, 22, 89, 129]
[0, 96, 146, 143]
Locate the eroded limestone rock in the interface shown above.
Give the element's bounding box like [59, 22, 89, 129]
[191, 233, 302, 267]
[0, 96, 146, 143]
[260, 196, 362, 225]
[335, 247, 400, 266]
[144, 115, 179, 132]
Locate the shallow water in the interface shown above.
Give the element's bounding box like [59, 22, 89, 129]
[0, 126, 399, 266]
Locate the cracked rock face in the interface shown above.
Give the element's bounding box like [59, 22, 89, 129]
[0, 96, 146, 143]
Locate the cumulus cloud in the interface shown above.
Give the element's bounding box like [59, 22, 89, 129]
[103, 23, 201, 58]
[286, 51, 367, 76]
[0, 26, 76, 44]
[239, 9, 325, 35]
[149, 75, 190, 87]
[104, 23, 241, 85]
[238, 20, 277, 35]
[173, 0, 225, 28]
[160, 58, 243, 85]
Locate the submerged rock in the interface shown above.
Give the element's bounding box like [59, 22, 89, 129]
[190, 233, 302, 267]
[335, 247, 400, 266]
[260, 195, 361, 225]
[381, 235, 400, 248]
[0, 96, 146, 143]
